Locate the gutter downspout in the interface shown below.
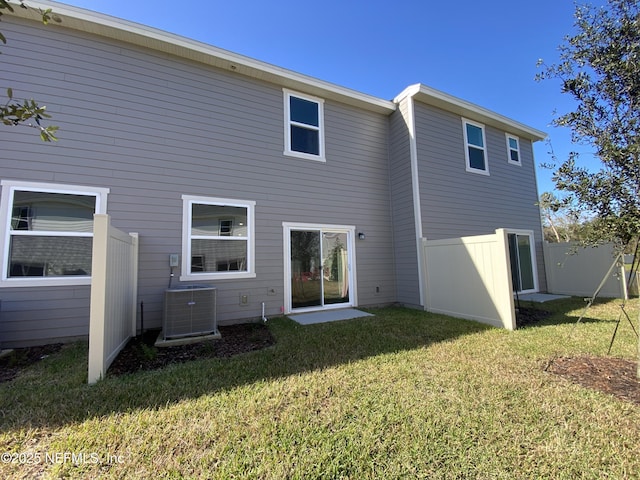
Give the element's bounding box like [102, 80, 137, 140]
[398, 85, 426, 308]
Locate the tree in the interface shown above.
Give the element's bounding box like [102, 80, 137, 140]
[537, 0, 640, 377]
[536, 0, 640, 249]
[0, 0, 58, 141]
[539, 191, 576, 242]
[539, 191, 600, 243]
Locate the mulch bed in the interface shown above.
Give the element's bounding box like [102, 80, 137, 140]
[0, 323, 274, 383]
[516, 306, 552, 327]
[107, 322, 275, 376]
[517, 306, 640, 406]
[546, 355, 640, 405]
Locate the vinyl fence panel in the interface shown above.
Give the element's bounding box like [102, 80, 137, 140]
[423, 229, 516, 330]
[88, 214, 139, 384]
[543, 242, 626, 299]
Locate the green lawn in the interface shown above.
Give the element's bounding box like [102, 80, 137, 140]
[1, 298, 638, 479]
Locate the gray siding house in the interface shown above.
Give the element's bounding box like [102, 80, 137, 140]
[0, 2, 546, 347]
[390, 86, 548, 309]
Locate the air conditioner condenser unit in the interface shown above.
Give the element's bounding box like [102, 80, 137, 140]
[163, 285, 217, 340]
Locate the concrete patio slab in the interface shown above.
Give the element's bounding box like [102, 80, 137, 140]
[288, 308, 374, 325]
[517, 293, 570, 303]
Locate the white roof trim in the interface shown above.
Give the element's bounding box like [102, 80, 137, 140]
[396, 84, 547, 142]
[8, 0, 396, 114]
[8, 1, 547, 138]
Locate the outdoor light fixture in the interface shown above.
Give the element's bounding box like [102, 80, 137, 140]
[358, 232, 366, 240]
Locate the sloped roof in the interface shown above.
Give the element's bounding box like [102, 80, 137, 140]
[395, 84, 547, 142]
[8, 0, 396, 114]
[8, 1, 546, 140]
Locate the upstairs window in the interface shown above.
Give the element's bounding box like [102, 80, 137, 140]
[463, 119, 489, 175]
[284, 89, 325, 161]
[0, 180, 109, 286]
[181, 195, 256, 280]
[506, 134, 521, 165]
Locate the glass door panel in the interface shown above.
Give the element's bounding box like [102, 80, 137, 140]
[322, 231, 350, 305]
[291, 230, 322, 308]
[517, 235, 535, 291]
[508, 233, 536, 293]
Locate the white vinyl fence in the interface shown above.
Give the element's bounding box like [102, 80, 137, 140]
[88, 214, 139, 384]
[422, 229, 516, 330]
[544, 242, 626, 299]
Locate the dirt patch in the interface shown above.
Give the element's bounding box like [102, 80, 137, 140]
[107, 323, 275, 376]
[516, 307, 552, 327]
[546, 355, 640, 405]
[517, 307, 640, 406]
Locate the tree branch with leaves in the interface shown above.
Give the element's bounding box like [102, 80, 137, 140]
[537, 0, 640, 377]
[0, 0, 58, 141]
[536, 0, 640, 249]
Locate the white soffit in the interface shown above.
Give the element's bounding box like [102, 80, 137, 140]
[8, 0, 396, 115]
[396, 84, 547, 142]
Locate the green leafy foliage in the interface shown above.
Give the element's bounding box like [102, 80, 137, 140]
[0, 1, 57, 140]
[1, 88, 58, 141]
[0, 1, 51, 26]
[537, 0, 640, 249]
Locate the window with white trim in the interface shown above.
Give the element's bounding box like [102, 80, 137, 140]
[0, 180, 109, 286]
[181, 195, 256, 280]
[506, 134, 521, 165]
[462, 119, 489, 174]
[284, 89, 325, 161]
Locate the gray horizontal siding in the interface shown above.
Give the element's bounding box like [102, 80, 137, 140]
[389, 100, 421, 306]
[0, 18, 396, 346]
[0, 286, 90, 347]
[414, 101, 547, 291]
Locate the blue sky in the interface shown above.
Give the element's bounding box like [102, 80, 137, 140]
[56, 0, 608, 195]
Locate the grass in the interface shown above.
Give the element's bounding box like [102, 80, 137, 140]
[0, 298, 638, 479]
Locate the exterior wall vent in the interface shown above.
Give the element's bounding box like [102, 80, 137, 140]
[163, 285, 217, 340]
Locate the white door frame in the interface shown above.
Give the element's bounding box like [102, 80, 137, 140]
[283, 222, 357, 314]
[507, 229, 539, 294]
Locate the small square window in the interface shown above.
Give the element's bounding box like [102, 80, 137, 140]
[219, 219, 233, 236]
[11, 206, 33, 230]
[191, 255, 205, 272]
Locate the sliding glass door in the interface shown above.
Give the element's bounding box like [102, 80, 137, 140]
[286, 224, 354, 312]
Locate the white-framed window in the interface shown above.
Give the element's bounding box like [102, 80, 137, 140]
[462, 118, 489, 175]
[283, 89, 325, 162]
[181, 195, 256, 280]
[0, 180, 109, 287]
[506, 134, 521, 165]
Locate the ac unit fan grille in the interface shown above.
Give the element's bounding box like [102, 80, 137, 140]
[163, 286, 217, 339]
